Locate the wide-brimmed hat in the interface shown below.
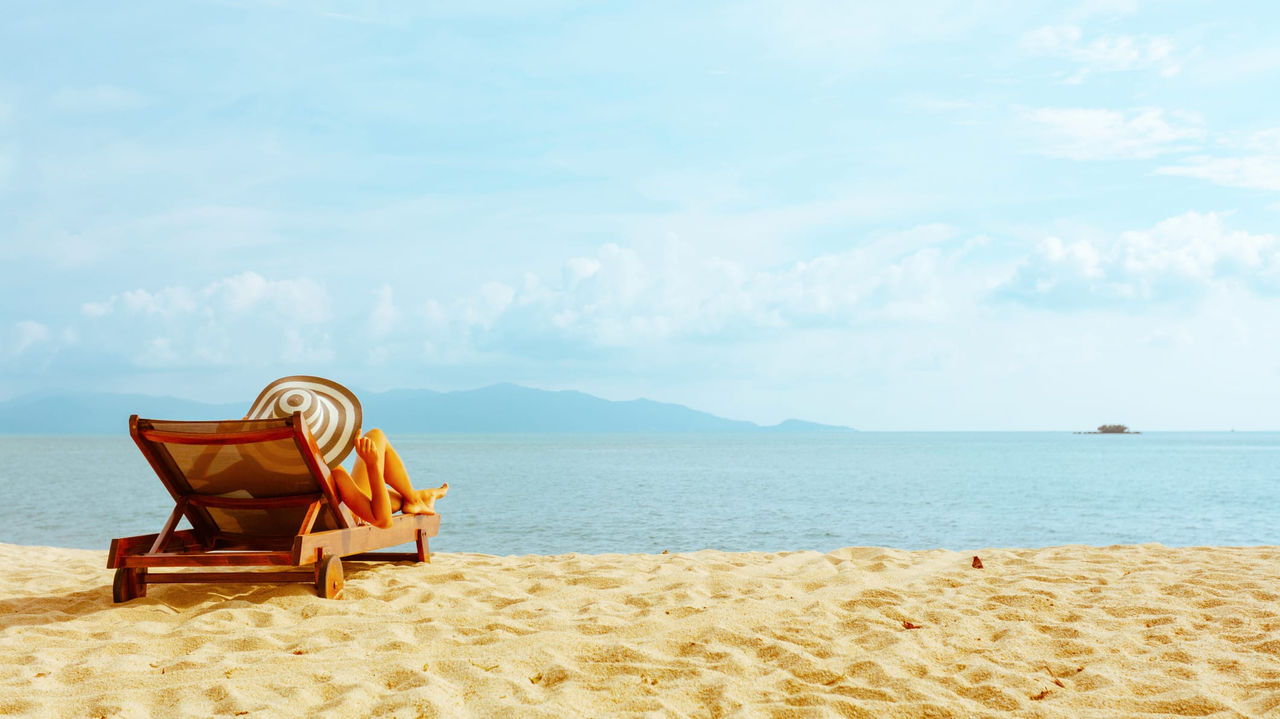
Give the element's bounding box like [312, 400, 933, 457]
[244, 376, 362, 468]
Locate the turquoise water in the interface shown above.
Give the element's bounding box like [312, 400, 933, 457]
[2, 433, 1276, 553]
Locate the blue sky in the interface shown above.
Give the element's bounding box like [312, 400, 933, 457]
[3, 1, 1279, 430]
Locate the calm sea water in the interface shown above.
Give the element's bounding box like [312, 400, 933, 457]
[2, 433, 1276, 554]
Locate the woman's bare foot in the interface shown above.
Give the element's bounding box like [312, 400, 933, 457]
[402, 483, 448, 515]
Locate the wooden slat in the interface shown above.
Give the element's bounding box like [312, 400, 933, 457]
[107, 536, 129, 569]
[298, 499, 324, 535]
[146, 571, 314, 584]
[188, 493, 323, 509]
[344, 552, 422, 562]
[139, 426, 297, 446]
[148, 498, 189, 555]
[292, 513, 440, 565]
[109, 530, 205, 567]
[208, 530, 296, 542]
[136, 417, 293, 430]
[124, 551, 296, 568]
[207, 537, 295, 552]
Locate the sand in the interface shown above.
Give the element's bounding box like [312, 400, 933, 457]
[1, 543, 1278, 718]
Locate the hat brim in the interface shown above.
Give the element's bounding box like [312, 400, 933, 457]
[245, 375, 362, 468]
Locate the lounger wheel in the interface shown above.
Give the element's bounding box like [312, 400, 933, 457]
[316, 555, 344, 599]
[112, 568, 147, 603]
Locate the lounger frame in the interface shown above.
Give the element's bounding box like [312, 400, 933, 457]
[108, 413, 439, 601]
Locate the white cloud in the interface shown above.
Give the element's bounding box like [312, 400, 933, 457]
[1244, 129, 1280, 153]
[477, 282, 516, 317]
[81, 300, 114, 317]
[75, 272, 334, 369]
[217, 272, 329, 323]
[563, 257, 601, 286]
[1021, 107, 1204, 160]
[411, 227, 992, 356]
[66, 213, 1270, 384]
[13, 321, 50, 354]
[998, 212, 1280, 306]
[281, 329, 335, 363]
[89, 272, 329, 324]
[120, 286, 199, 318]
[1190, 46, 1280, 83]
[1154, 128, 1280, 192]
[1022, 25, 1182, 83]
[1156, 156, 1280, 193]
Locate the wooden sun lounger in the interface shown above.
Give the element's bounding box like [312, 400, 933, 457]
[108, 414, 440, 602]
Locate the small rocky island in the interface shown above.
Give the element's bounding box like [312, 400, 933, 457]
[1075, 424, 1141, 435]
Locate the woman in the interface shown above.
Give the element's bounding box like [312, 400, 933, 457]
[245, 376, 448, 529]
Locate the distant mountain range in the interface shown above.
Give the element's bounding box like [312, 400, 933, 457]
[0, 383, 853, 434]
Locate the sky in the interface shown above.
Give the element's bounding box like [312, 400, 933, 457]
[2, 0, 1279, 430]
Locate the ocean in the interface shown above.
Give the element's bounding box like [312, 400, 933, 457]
[3, 432, 1277, 554]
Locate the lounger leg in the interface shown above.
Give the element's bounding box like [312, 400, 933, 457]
[416, 530, 430, 563]
[314, 554, 344, 599]
[112, 568, 148, 603]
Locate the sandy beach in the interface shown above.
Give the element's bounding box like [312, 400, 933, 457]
[2, 543, 1278, 718]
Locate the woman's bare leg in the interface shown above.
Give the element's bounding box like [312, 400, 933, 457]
[330, 466, 381, 527]
[359, 428, 448, 515]
[335, 435, 402, 528]
[359, 429, 414, 499]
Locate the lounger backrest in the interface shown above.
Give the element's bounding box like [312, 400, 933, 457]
[131, 414, 353, 542]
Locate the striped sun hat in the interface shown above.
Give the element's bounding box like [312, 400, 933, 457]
[244, 376, 362, 468]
